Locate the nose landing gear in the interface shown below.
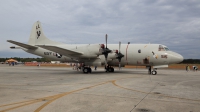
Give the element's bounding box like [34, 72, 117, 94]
[148, 66, 157, 75]
[151, 70, 157, 75]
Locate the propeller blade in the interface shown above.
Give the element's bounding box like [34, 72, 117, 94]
[105, 56, 107, 66]
[119, 58, 121, 70]
[105, 34, 108, 48]
[103, 34, 112, 71]
[105, 53, 108, 71]
[119, 63, 121, 70]
[118, 42, 123, 70]
[119, 41, 121, 53]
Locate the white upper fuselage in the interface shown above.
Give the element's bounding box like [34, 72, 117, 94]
[24, 43, 183, 67]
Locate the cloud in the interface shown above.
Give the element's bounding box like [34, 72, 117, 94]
[0, 0, 200, 59]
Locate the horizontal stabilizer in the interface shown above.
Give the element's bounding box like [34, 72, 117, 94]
[37, 45, 83, 56]
[7, 40, 38, 49]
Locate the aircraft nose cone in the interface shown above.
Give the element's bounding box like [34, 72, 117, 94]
[176, 54, 184, 63]
[170, 52, 184, 64]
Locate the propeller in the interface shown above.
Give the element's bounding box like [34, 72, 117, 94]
[102, 34, 111, 68]
[116, 41, 124, 70]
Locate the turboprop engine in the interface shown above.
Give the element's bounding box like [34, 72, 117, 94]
[107, 50, 119, 59]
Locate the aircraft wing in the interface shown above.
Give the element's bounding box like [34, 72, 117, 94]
[38, 45, 83, 56]
[7, 40, 38, 49]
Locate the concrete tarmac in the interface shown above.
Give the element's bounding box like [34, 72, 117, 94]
[0, 64, 200, 112]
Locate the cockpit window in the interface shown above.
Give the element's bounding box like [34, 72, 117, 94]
[164, 47, 170, 51]
[158, 45, 165, 51]
[158, 45, 170, 51]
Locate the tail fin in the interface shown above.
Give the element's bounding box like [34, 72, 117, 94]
[28, 21, 61, 45]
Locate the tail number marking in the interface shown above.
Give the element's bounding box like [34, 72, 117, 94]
[44, 52, 52, 55]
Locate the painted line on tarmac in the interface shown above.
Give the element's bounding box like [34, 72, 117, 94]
[112, 80, 200, 102]
[0, 94, 63, 112]
[34, 81, 110, 112]
[0, 81, 110, 112]
[0, 76, 139, 112]
[0, 100, 42, 112]
[112, 80, 148, 94]
[35, 77, 137, 112]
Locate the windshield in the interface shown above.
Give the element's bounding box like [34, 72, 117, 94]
[164, 47, 170, 51]
[158, 45, 165, 51]
[158, 45, 170, 51]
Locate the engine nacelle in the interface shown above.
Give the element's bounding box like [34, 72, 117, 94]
[107, 52, 118, 59]
[76, 44, 119, 59]
[87, 44, 105, 56]
[108, 59, 126, 67]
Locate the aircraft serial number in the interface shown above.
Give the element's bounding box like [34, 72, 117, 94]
[161, 55, 168, 58]
[44, 52, 52, 55]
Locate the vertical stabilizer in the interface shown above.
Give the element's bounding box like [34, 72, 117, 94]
[28, 21, 61, 45]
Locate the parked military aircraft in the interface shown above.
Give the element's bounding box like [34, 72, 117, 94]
[7, 21, 183, 75]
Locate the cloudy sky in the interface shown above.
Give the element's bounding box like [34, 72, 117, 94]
[0, 0, 200, 59]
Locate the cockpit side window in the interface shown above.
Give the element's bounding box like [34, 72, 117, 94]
[164, 47, 169, 51]
[158, 45, 170, 51]
[158, 45, 165, 51]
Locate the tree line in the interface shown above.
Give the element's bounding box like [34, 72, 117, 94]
[181, 59, 200, 64]
[0, 57, 51, 62]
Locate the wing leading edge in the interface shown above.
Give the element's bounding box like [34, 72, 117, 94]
[7, 40, 38, 49]
[37, 45, 83, 57]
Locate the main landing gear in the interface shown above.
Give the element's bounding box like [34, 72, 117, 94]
[82, 66, 115, 73]
[105, 66, 114, 72]
[148, 66, 157, 75]
[83, 67, 92, 73]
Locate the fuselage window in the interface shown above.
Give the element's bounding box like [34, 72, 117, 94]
[138, 49, 141, 53]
